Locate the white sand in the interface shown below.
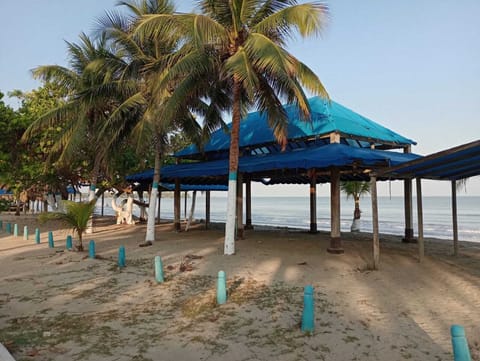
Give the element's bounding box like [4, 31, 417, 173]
[0, 213, 479, 361]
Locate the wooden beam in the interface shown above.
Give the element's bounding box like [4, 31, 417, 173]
[245, 178, 253, 229]
[236, 173, 244, 239]
[416, 178, 424, 262]
[370, 175, 380, 270]
[205, 190, 210, 230]
[157, 191, 161, 223]
[327, 167, 344, 254]
[402, 146, 415, 243]
[174, 178, 181, 231]
[452, 180, 459, 256]
[309, 170, 317, 233]
[184, 191, 188, 221]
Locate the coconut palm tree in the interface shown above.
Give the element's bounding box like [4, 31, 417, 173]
[22, 33, 128, 233]
[340, 181, 370, 232]
[39, 200, 96, 251]
[136, 0, 329, 254]
[22, 34, 124, 228]
[97, 0, 229, 245]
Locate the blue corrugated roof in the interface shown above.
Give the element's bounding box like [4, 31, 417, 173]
[176, 97, 416, 157]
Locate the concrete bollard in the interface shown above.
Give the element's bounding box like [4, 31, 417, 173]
[451, 325, 472, 361]
[118, 246, 126, 268]
[89, 240, 95, 259]
[13, 224, 18, 237]
[301, 285, 315, 333]
[35, 228, 40, 244]
[217, 270, 227, 305]
[154, 256, 164, 283]
[23, 226, 28, 240]
[66, 235, 72, 250]
[48, 231, 54, 248]
[6, 223, 11, 234]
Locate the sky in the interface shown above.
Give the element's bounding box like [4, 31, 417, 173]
[1, 0, 479, 196]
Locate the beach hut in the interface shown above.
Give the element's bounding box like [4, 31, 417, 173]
[128, 97, 419, 261]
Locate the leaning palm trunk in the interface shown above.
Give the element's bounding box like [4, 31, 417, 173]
[145, 143, 161, 244]
[224, 79, 242, 255]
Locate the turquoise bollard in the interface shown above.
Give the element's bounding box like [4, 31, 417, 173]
[301, 285, 315, 332]
[89, 240, 95, 259]
[118, 246, 126, 267]
[23, 226, 28, 241]
[48, 231, 54, 248]
[154, 256, 164, 283]
[451, 325, 472, 361]
[6, 223, 11, 234]
[35, 228, 40, 244]
[66, 235, 72, 250]
[216, 270, 227, 305]
[14, 224, 18, 237]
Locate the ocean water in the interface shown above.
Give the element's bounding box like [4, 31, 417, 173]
[99, 195, 480, 243]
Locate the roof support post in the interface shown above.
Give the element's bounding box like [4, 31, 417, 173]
[184, 191, 188, 221]
[157, 191, 162, 224]
[236, 173, 244, 239]
[205, 190, 210, 230]
[328, 167, 344, 254]
[403, 146, 416, 243]
[174, 178, 181, 232]
[452, 180, 459, 256]
[370, 174, 380, 270]
[309, 170, 318, 233]
[245, 178, 253, 230]
[416, 178, 424, 262]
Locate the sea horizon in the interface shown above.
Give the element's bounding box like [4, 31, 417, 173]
[98, 194, 480, 243]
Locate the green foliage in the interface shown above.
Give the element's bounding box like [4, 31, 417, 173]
[340, 181, 371, 200]
[38, 200, 96, 251]
[0, 199, 10, 212]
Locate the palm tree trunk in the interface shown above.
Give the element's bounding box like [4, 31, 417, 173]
[76, 233, 84, 252]
[86, 156, 100, 234]
[145, 142, 161, 243]
[351, 195, 361, 232]
[224, 78, 242, 255]
[354, 196, 361, 219]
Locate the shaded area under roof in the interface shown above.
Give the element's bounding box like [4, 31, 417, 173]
[377, 139, 480, 181]
[176, 97, 416, 157]
[129, 144, 420, 185]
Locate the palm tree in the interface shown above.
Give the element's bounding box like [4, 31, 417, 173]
[39, 200, 96, 251]
[97, 0, 228, 245]
[340, 181, 370, 232]
[136, 0, 329, 254]
[22, 33, 127, 233]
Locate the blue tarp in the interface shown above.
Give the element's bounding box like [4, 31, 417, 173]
[129, 143, 420, 183]
[380, 139, 480, 181]
[176, 97, 416, 157]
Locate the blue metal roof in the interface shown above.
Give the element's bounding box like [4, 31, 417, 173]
[379, 139, 480, 181]
[129, 144, 419, 184]
[176, 97, 416, 157]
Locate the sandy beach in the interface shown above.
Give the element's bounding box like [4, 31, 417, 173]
[0, 213, 479, 361]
